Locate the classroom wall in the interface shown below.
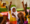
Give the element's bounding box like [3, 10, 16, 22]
[2, 0, 29, 8]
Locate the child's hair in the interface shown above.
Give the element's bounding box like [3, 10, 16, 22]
[18, 12, 24, 19]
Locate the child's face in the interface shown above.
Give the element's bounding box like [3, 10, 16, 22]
[12, 8, 16, 12]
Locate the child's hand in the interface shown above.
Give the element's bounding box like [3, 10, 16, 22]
[12, 13, 14, 16]
[22, 1, 24, 6]
[12, 13, 16, 17]
[22, 1, 23, 4]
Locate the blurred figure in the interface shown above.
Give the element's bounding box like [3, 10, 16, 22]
[17, 12, 24, 24]
[8, 7, 18, 24]
[28, 10, 30, 24]
[0, 0, 6, 8]
[0, 14, 7, 24]
[22, 0, 28, 20]
[22, 1, 28, 24]
[22, 1, 28, 15]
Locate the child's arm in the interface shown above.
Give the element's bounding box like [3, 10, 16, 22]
[22, 1, 25, 11]
[9, 1, 12, 11]
[20, 17, 23, 24]
[22, 1, 27, 15]
[12, 13, 16, 18]
[9, 5, 11, 11]
[1, 16, 7, 24]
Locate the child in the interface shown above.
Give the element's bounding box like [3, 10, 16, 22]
[17, 12, 24, 24]
[22, 1, 28, 24]
[11, 7, 18, 21]
[8, 7, 18, 24]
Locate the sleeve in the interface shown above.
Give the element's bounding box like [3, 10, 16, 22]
[16, 11, 18, 20]
[8, 12, 10, 20]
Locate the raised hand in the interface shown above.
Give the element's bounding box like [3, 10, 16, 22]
[22, 1, 24, 5]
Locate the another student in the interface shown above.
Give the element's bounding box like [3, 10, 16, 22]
[17, 12, 24, 24]
[22, 1, 28, 24]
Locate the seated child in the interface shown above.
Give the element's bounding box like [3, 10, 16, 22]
[17, 12, 24, 24]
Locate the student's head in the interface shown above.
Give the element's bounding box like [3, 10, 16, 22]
[12, 8, 16, 12]
[3, 3, 6, 6]
[18, 12, 23, 18]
